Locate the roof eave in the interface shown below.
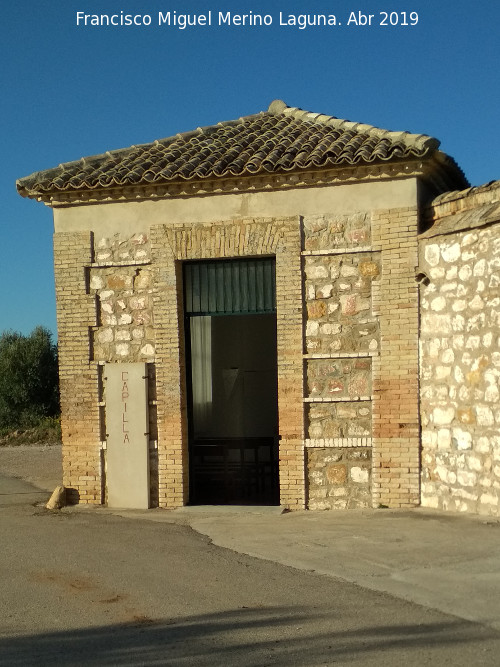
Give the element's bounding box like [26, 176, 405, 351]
[23, 156, 455, 208]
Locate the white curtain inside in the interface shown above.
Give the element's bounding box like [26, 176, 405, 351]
[190, 316, 212, 436]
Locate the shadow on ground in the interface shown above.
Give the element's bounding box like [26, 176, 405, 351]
[1, 606, 498, 666]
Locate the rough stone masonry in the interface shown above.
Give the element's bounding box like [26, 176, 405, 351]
[420, 182, 500, 516]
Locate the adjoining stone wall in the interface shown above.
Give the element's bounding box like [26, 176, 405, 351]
[420, 189, 500, 515]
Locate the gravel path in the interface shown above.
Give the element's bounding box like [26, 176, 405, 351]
[0, 444, 62, 492]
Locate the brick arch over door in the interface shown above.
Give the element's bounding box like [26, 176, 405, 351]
[150, 217, 305, 509]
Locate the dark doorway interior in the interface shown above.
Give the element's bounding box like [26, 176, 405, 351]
[184, 259, 279, 505]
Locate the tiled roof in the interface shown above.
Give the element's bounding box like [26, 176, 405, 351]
[17, 99, 467, 198]
[421, 200, 500, 239]
[421, 180, 500, 238]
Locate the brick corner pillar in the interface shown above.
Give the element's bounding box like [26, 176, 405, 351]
[371, 207, 420, 508]
[150, 224, 189, 510]
[53, 231, 100, 505]
[275, 219, 305, 510]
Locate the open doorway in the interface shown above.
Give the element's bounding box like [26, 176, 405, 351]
[184, 258, 279, 505]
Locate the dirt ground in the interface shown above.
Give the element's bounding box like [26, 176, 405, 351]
[0, 444, 62, 491]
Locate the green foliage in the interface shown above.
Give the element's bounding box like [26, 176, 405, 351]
[0, 326, 60, 430]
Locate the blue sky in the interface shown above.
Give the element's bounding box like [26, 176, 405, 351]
[2, 1, 499, 336]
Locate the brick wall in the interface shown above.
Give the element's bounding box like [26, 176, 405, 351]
[371, 207, 420, 508]
[53, 232, 100, 504]
[150, 217, 304, 510]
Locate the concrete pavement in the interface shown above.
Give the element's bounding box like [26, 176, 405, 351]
[2, 471, 500, 633]
[0, 472, 51, 506]
[94, 504, 500, 633]
[3, 489, 500, 666]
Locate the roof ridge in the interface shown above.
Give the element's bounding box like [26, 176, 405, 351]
[267, 99, 440, 152]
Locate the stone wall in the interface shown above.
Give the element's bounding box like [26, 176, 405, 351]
[307, 448, 372, 510]
[303, 213, 378, 509]
[419, 184, 500, 516]
[90, 233, 155, 363]
[302, 205, 421, 511]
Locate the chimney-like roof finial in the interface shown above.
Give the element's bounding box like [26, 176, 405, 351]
[268, 99, 288, 114]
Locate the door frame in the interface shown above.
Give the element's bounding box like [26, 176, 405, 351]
[151, 216, 305, 509]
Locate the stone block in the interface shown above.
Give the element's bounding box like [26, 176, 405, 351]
[441, 243, 461, 263]
[347, 450, 370, 460]
[457, 470, 477, 487]
[118, 313, 133, 325]
[305, 264, 329, 279]
[130, 295, 147, 310]
[350, 466, 369, 483]
[433, 407, 455, 425]
[480, 493, 499, 507]
[326, 465, 347, 484]
[90, 275, 105, 290]
[431, 296, 447, 312]
[306, 321, 319, 336]
[322, 452, 343, 463]
[115, 329, 131, 341]
[340, 295, 358, 316]
[107, 274, 133, 290]
[437, 429, 451, 450]
[307, 300, 327, 319]
[97, 328, 113, 344]
[359, 261, 379, 278]
[424, 244, 440, 267]
[323, 422, 342, 438]
[468, 455, 482, 472]
[476, 406, 494, 427]
[316, 284, 334, 299]
[340, 264, 357, 277]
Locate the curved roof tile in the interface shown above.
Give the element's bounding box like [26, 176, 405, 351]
[17, 100, 468, 198]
